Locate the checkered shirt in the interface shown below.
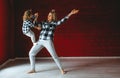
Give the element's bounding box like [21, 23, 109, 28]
[22, 20, 35, 34]
[39, 16, 69, 40]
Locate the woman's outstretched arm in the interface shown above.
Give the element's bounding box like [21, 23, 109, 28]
[56, 9, 79, 26]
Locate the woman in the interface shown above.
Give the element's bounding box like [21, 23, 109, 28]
[28, 9, 79, 74]
[22, 9, 40, 45]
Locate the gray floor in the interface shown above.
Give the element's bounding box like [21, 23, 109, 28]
[0, 57, 120, 78]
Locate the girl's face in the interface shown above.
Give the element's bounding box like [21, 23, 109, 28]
[30, 14, 33, 19]
[47, 13, 53, 22]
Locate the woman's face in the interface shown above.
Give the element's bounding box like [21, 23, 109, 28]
[47, 13, 53, 22]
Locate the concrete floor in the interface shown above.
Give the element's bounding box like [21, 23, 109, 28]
[0, 57, 120, 78]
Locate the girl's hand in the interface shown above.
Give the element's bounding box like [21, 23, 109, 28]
[34, 13, 39, 21]
[34, 12, 39, 18]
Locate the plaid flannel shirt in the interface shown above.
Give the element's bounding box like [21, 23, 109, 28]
[22, 20, 35, 34]
[38, 16, 69, 40]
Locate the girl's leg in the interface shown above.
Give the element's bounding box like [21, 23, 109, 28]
[25, 30, 36, 44]
[43, 40, 66, 74]
[28, 41, 43, 73]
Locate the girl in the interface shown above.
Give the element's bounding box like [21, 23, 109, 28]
[28, 9, 79, 74]
[22, 9, 40, 45]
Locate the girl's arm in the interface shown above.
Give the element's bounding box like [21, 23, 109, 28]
[33, 13, 41, 30]
[33, 12, 38, 24]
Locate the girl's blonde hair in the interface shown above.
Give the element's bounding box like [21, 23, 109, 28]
[23, 9, 32, 21]
[50, 9, 57, 21]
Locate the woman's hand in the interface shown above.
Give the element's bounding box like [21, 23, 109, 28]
[34, 26, 41, 30]
[70, 9, 79, 15]
[68, 9, 79, 17]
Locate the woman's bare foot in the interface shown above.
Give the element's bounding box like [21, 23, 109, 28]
[27, 70, 36, 74]
[61, 69, 67, 75]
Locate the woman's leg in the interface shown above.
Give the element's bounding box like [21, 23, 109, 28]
[28, 41, 43, 73]
[43, 40, 66, 74]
